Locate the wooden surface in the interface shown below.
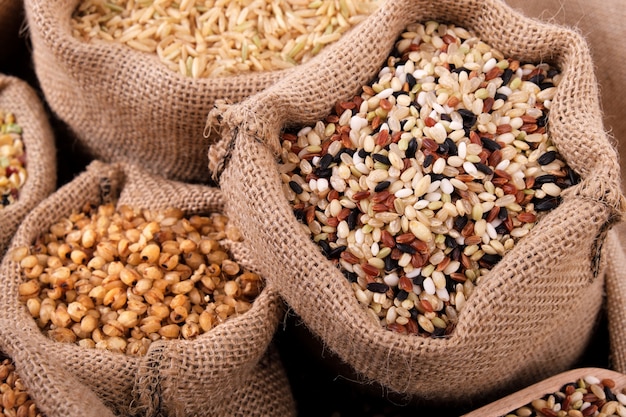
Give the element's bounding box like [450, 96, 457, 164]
[462, 368, 626, 417]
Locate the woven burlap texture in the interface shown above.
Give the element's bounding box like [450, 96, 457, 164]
[0, 74, 56, 257]
[208, 0, 625, 407]
[22, 0, 294, 184]
[0, 160, 295, 417]
[0, 0, 23, 66]
[605, 226, 626, 374]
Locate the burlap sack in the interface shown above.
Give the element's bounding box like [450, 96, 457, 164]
[207, 0, 625, 407]
[0, 73, 56, 257]
[0, 160, 295, 417]
[0, 0, 21, 36]
[503, 0, 626, 195]
[22, 0, 293, 184]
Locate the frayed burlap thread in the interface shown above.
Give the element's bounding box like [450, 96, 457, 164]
[0, 74, 56, 257]
[22, 0, 293, 184]
[208, 0, 625, 408]
[0, 161, 295, 417]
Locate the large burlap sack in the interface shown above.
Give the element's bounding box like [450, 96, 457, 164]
[503, 0, 626, 195]
[0, 73, 56, 257]
[207, 0, 626, 407]
[0, 160, 295, 417]
[22, 0, 293, 184]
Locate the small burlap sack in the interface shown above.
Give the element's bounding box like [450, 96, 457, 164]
[0, 73, 56, 257]
[0, 160, 295, 417]
[207, 0, 626, 407]
[22, 0, 292, 184]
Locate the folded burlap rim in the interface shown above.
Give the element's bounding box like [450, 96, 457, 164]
[605, 226, 626, 373]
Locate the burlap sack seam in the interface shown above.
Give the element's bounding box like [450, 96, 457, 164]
[208, 100, 282, 182]
[592, 213, 624, 278]
[209, 126, 238, 183]
[560, 184, 626, 280]
[130, 343, 165, 417]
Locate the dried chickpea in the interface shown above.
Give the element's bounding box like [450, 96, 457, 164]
[0, 359, 44, 417]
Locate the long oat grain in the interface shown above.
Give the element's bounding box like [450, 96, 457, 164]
[71, 0, 380, 78]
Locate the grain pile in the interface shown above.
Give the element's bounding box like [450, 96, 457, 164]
[503, 374, 626, 417]
[71, 0, 380, 77]
[279, 21, 577, 337]
[14, 202, 263, 356]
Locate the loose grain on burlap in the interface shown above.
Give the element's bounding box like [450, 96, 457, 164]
[0, 160, 295, 417]
[22, 0, 293, 184]
[0, 74, 56, 257]
[208, 0, 626, 408]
